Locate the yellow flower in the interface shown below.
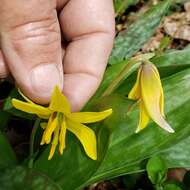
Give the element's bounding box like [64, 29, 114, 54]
[12, 86, 112, 160]
[128, 62, 174, 133]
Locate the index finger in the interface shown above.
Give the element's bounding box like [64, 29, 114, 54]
[59, 0, 115, 111]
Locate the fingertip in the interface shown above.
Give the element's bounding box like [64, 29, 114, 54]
[20, 64, 64, 104]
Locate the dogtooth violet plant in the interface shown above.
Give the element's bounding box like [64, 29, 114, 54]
[11, 86, 113, 160]
[128, 61, 174, 133]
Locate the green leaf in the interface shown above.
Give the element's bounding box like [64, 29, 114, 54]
[109, 0, 172, 65]
[0, 132, 17, 169]
[33, 68, 190, 190]
[157, 36, 172, 54]
[152, 47, 190, 78]
[0, 166, 61, 190]
[160, 135, 190, 168]
[146, 156, 167, 185]
[114, 0, 139, 16]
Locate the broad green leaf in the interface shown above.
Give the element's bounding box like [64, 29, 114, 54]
[161, 135, 190, 168]
[0, 166, 61, 190]
[0, 132, 17, 169]
[109, 0, 172, 65]
[34, 68, 190, 190]
[152, 47, 190, 78]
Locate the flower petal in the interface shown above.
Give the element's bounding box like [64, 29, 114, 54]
[136, 101, 150, 133]
[66, 119, 97, 160]
[49, 86, 70, 114]
[48, 144, 57, 160]
[41, 114, 54, 145]
[12, 99, 51, 118]
[151, 64, 165, 116]
[68, 109, 112, 124]
[128, 66, 142, 100]
[48, 125, 60, 160]
[159, 82, 165, 117]
[59, 117, 67, 155]
[140, 63, 174, 133]
[43, 115, 58, 144]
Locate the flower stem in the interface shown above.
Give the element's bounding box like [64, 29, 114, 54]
[28, 118, 41, 169]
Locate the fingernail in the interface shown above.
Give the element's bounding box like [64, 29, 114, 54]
[30, 64, 63, 97]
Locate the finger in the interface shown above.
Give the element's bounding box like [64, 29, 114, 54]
[59, 0, 115, 111]
[56, 0, 69, 10]
[0, 50, 9, 78]
[0, 0, 64, 104]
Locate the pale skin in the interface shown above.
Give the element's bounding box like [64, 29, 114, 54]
[0, 0, 115, 111]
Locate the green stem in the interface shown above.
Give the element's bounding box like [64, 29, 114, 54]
[28, 118, 41, 169]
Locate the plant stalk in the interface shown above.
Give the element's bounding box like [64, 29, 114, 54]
[28, 118, 41, 169]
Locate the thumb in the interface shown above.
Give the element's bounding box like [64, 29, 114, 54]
[0, 0, 63, 104]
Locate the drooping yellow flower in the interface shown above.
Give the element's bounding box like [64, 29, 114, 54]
[12, 86, 112, 160]
[128, 62, 174, 133]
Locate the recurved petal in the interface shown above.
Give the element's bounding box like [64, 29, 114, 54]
[136, 101, 150, 133]
[68, 109, 112, 124]
[59, 117, 67, 155]
[151, 111, 174, 133]
[67, 119, 97, 160]
[128, 66, 142, 100]
[12, 99, 51, 117]
[140, 63, 174, 133]
[49, 86, 70, 114]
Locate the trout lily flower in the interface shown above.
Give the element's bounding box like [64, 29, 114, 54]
[128, 62, 174, 133]
[12, 86, 112, 160]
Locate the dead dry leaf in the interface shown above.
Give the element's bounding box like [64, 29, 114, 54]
[163, 3, 190, 41]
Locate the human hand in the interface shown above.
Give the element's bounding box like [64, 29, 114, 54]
[0, 0, 115, 111]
